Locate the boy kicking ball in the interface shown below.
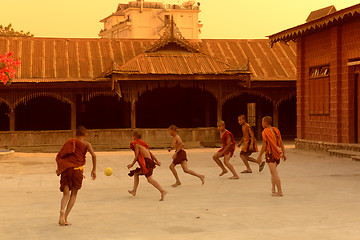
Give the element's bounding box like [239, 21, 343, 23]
[168, 125, 205, 187]
[257, 116, 287, 197]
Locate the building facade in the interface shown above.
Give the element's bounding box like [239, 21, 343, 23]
[99, 0, 202, 39]
[269, 4, 360, 149]
[0, 22, 296, 150]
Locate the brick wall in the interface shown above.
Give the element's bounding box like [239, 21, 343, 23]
[298, 18, 360, 143]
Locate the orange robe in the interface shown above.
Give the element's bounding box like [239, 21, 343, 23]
[56, 138, 87, 176]
[218, 130, 236, 156]
[262, 127, 282, 160]
[129, 140, 156, 177]
[241, 124, 258, 153]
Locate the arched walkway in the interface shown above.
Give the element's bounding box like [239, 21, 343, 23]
[78, 96, 130, 129]
[278, 96, 296, 139]
[136, 87, 217, 128]
[15, 96, 71, 131]
[222, 94, 273, 139]
[0, 103, 10, 131]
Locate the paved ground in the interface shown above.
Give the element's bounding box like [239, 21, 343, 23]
[0, 144, 359, 240]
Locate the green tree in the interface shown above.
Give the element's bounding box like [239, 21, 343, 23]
[0, 23, 33, 37]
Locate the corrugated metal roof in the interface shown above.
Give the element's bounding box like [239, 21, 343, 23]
[0, 37, 296, 83]
[269, 3, 360, 46]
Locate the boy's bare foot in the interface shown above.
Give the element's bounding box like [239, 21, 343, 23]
[171, 182, 181, 187]
[160, 190, 167, 201]
[65, 221, 72, 226]
[229, 175, 239, 179]
[241, 170, 252, 174]
[219, 170, 228, 176]
[128, 190, 136, 196]
[259, 161, 266, 172]
[200, 175, 205, 185]
[58, 210, 66, 226]
[272, 192, 283, 197]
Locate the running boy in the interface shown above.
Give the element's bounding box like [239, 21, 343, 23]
[237, 115, 265, 173]
[56, 126, 97, 226]
[127, 131, 167, 201]
[257, 116, 287, 197]
[168, 125, 205, 187]
[213, 121, 239, 179]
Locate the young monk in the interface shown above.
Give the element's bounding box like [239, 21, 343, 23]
[168, 125, 205, 187]
[127, 131, 167, 201]
[237, 115, 265, 173]
[212, 121, 239, 179]
[56, 126, 97, 226]
[257, 116, 287, 197]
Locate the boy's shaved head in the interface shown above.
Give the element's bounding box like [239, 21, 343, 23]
[238, 115, 246, 120]
[76, 126, 87, 136]
[217, 120, 225, 126]
[132, 130, 142, 139]
[169, 125, 178, 132]
[262, 116, 273, 125]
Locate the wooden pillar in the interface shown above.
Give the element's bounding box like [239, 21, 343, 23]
[273, 102, 279, 128]
[131, 99, 136, 129]
[9, 105, 15, 131]
[256, 99, 262, 140]
[70, 95, 77, 131]
[217, 100, 222, 123]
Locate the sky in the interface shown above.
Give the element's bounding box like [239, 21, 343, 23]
[0, 0, 359, 39]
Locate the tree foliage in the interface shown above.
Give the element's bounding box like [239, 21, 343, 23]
[0, 23, 34, 37]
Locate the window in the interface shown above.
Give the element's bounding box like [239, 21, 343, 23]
[309, 66, 330, 115]
[247, 103, 256, 126]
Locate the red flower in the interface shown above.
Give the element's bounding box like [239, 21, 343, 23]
[0, 52, 21, 86]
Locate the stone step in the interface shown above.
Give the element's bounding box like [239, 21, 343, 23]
[327, 149, 360, 158]
[351, 156, 360, 162]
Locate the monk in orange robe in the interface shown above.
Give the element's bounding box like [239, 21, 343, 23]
[56, 126, 97, 226]
[257, 116, 286, 197]
[212, 121, 239, 179]
[237, 114, 265, 173]
[127, 131, 167, 201]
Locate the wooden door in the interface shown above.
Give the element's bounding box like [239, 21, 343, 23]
[357, 74, 360, 143]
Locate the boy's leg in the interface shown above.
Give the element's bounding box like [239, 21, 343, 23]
[64, 188, 79, 225]
[169, 163, 181, 187]
[146, 176, 167, 201]
[268, 162, 283, 196]
[59, 185, 70, 226]
[224, 154, 239, 179]
[240, 154, 252, 173]
[213, 152, 228, 176]
[180, 161, 205, 185]
[128, 172, 140, 196]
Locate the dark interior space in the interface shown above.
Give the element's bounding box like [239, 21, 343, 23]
[0, 103, 10, 131]
[136, 87, 217, 128]
[278, 96, 297, 139]
[77, 95, 131, 129]
[222, 94, 273, 140]
[15, 96, 70, 131]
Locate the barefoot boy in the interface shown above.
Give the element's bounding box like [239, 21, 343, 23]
[168, 125, 205, 187]
[213, 121, 239, 179]
[257, 116, 287, 197]
[237, 115, 265, 173]
[56, 126, 97, 226]
[127, 131, 167, 201]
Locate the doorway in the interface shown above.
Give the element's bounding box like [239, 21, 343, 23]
[355, 73, 360, 143]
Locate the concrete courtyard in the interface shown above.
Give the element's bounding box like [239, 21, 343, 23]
[0, 144, 359, 240]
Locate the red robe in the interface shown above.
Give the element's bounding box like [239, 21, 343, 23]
[262, 127, 282, 160]
[56, 138, 87, 176]
[218, 130, 236, 156]
[130, 139, 155, 176]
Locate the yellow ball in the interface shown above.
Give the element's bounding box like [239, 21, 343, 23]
[104, 167, 113, 176]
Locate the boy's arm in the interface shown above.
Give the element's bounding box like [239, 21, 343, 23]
[257, 139, 267, 163]
[280, 140, 287, 161]
[150, 152, 161, 166]
[168, 138, 175, 152]
[127, 144, 139, 169]
[174, 136, 184, 153]
[87, 142, 97, 180]
[237, 137, 244, 147]
[220, 135, 232, 155]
